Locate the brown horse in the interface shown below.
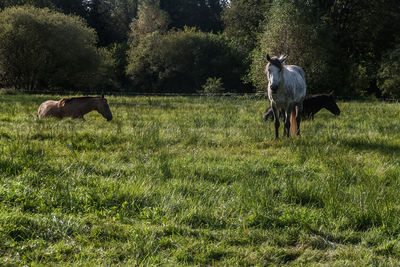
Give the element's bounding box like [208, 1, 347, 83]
[37, 95, 113, 121]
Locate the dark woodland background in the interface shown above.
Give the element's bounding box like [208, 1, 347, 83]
[0, 0, 399, 98]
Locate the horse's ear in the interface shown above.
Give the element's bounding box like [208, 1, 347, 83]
[280, 55, 287, 63]
[59, 98, 66, 107]
[266, 54, 271, 62]
[101, 94, 104, 99]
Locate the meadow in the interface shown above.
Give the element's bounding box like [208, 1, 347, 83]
[0, 93, 400, 265]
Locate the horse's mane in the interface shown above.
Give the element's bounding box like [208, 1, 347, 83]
[267, 55, 285, 70]
[59, 96, 102, 106]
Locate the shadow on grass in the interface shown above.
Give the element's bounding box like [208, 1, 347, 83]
[340, 137, 400, 156]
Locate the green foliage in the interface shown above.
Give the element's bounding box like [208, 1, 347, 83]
[105, 42, 131, 90]
[1, 0, 400, 96]
[201, 77, 225, 95]
[129, 1, 170, 46]
[0, 0, 54, 10]
[110, 0, 139, 43]
[126, 27, 247, 93]
[378, 45, 400, 99]
[159, 0, 225, 33]
[249, 0, 348, 94]
[221, 0, 270, 55]
[85, 0, 139, 46]
[96, 47, 118, 90]
[0, 6, 106, 91]
[1, 94, 400, 265]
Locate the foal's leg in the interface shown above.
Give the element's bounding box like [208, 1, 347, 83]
[296, 103, 303, 136]
[272, 105, 280, 139]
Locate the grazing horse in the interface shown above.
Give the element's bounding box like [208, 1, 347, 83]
[37, 95, 113, 121]
[263, 92, 340, 121]
[265, 54, 306, 138]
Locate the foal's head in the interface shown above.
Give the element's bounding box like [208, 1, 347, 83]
[265, 54, 287, 93]
[323, 93, 341, 116]
[96, 95, 113, 121]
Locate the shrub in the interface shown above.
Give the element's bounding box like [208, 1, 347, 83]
[126, 27, 248, 93]
[0, 5, 105, 91]
[202, 77, 224, 95]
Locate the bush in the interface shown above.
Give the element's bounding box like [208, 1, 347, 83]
[126, 27, 248, 93]
[0, 88, 21, 95]
[202, 77, 224, 95]
[378, 45, 400, 99]
[0, 6, 105, 91]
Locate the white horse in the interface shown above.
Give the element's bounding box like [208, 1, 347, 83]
[265, 54, 306, 139]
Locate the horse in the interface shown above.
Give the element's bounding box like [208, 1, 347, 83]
[263, 92, 340, 121]
[265, 54, 306, 139]
[37, 95, 113, 121]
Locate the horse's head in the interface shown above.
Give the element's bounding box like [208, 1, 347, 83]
[324, 93, 341, 116]
[97, 95, 113, 121]
[265, 54, 287, 93]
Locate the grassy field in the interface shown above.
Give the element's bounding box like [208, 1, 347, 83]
[0, 93, 400, 265]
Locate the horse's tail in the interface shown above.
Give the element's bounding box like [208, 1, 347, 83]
[290, 108, 298, 136]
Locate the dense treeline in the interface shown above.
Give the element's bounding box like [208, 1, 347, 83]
[0, 0, 399, 98]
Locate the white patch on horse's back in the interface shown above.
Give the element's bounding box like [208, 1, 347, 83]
[287, 65, 306, 82]
[281, 65, 306, 102]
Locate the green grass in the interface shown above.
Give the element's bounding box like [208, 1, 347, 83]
[0, 94, 400, 265]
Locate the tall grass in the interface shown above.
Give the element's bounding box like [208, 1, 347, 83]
[0, 94, 399, 265]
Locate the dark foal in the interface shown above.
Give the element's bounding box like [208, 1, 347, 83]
[263, 93, 340, 121]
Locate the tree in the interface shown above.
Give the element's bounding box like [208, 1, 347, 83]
[377, 45, 400, 99]
[324, 0, 400, 96]
[0, 0, 53, 10]
[0, 0, 88, 15]
[246, 0, 400, 98]
[126, 28, 247, 93]
[249, 0, 351, 95]
[84, 0, 118, 46]
[51, 0, 87, 17]
[111, 0, 139, 42]
[221, 0, 270, 54]
[159, 0, 226, 33]
[129, 0, 170, 45]
[0, 6, 106, 91]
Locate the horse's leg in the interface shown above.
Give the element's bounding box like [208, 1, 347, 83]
[272, 105, 280, 139]
[263, 107, 273, 121]
[296, 105, 301, 136]
[297, 102, 304, 135]
[284, 104, 294, 137]
[283, 110, 289, 137]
